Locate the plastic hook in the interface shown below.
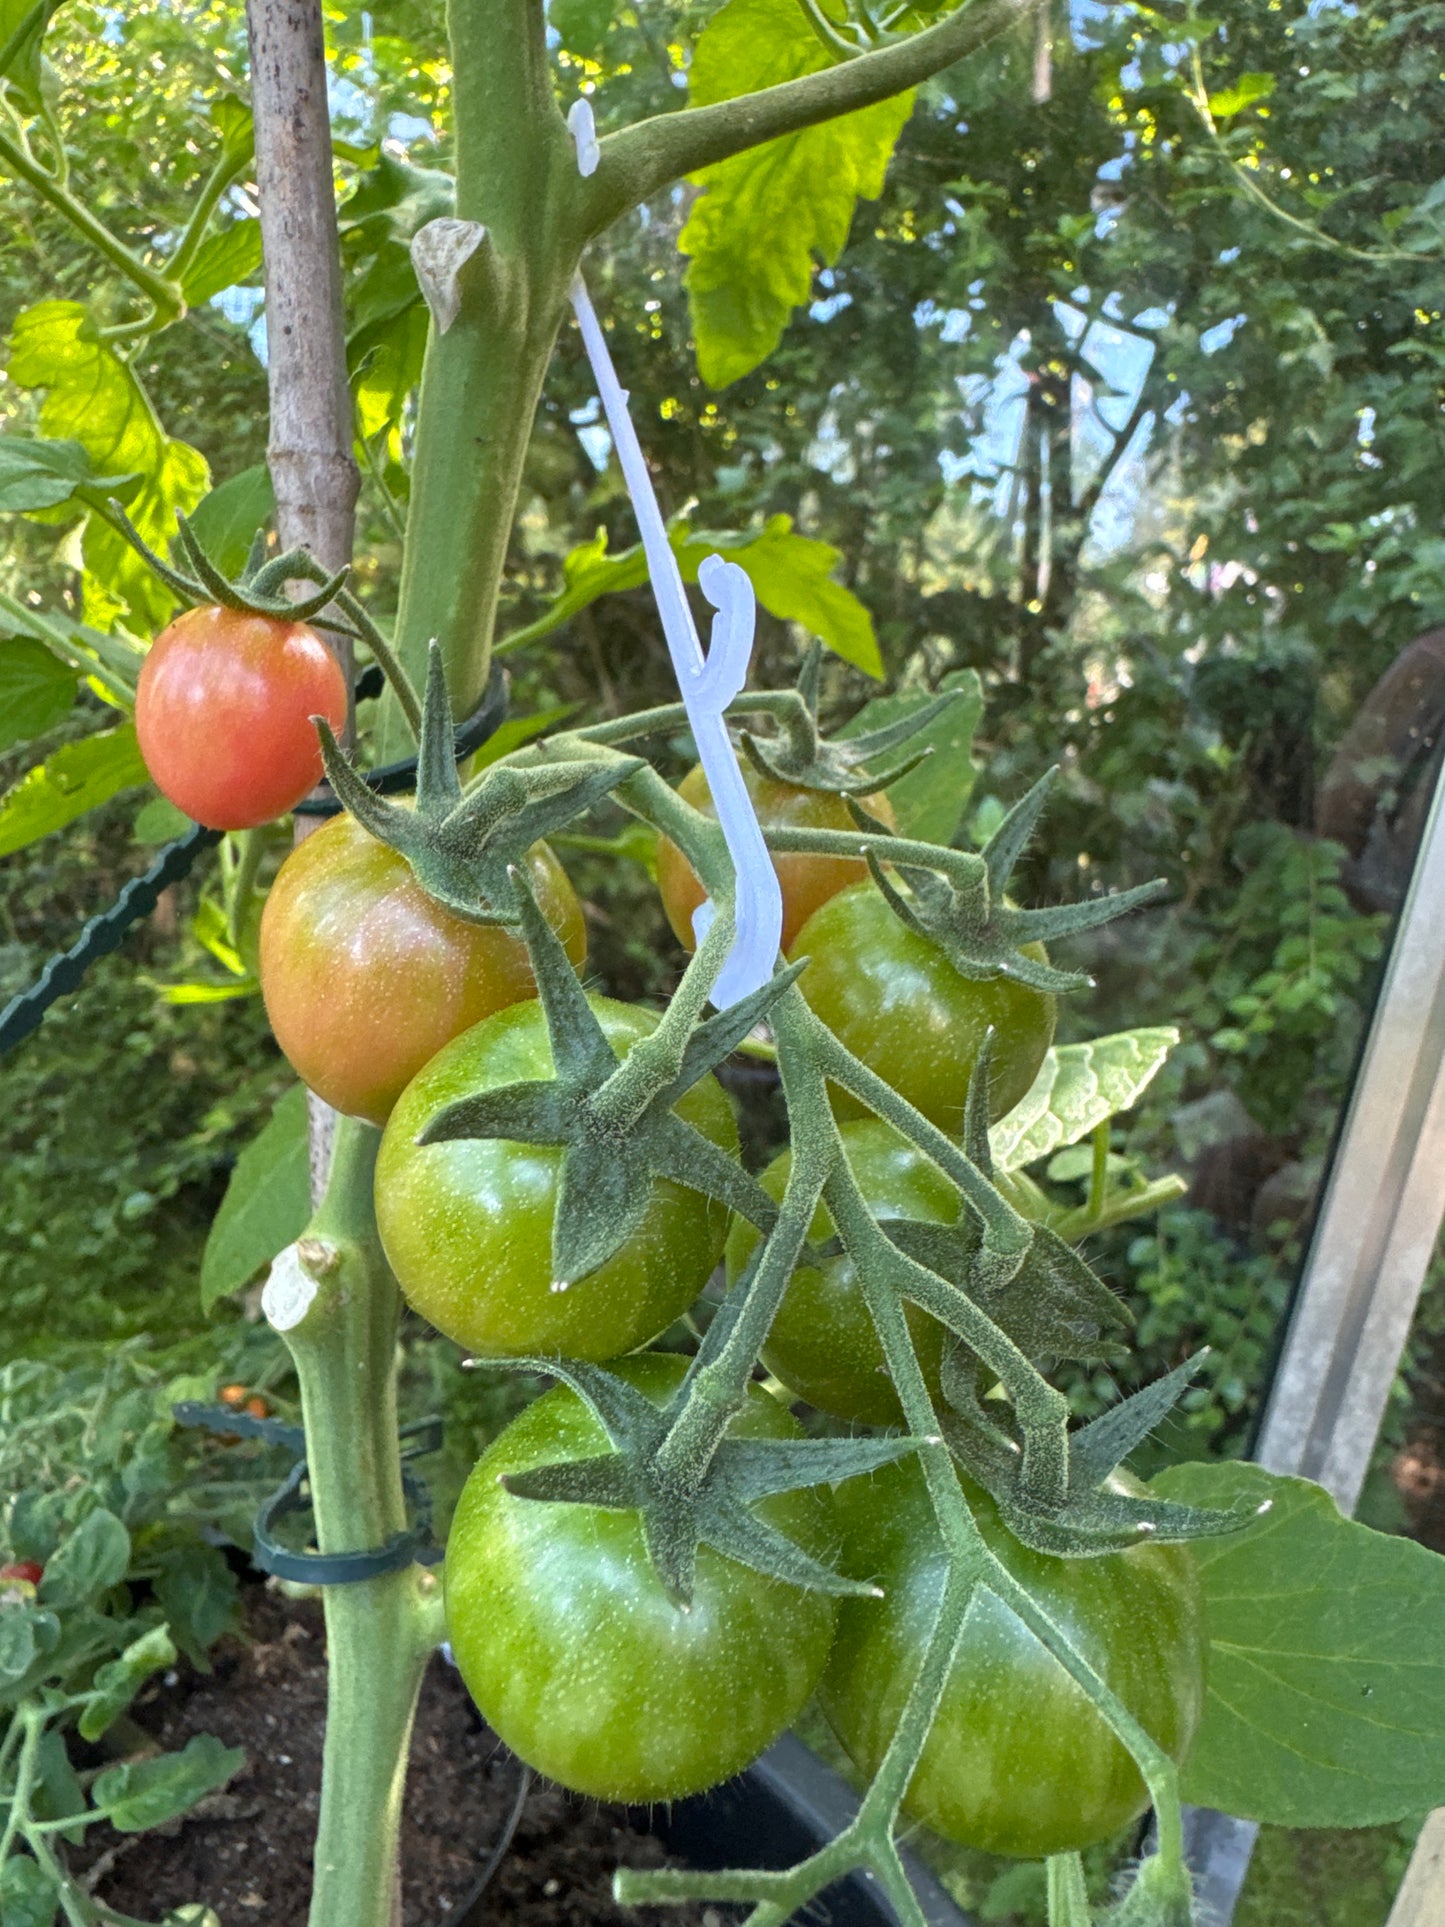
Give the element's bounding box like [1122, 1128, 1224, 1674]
[567, 108, 782, 1007]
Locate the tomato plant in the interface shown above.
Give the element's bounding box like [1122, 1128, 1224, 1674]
[657, 762, 895, 955]
[374, 995, 738, 1358]
[726, 1119, 957, 1424]
[445, 1353, 839, 1802]
[135, 606, 349, 830]
[790, 880, 1057, 1129]
[819, 1458, 1205, 1859]
[259, 815, 586, 1123]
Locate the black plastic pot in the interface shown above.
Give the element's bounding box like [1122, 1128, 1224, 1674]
[643, 1733, 978, 1927]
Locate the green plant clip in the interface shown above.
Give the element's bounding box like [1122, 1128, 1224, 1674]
[171, 1403, 443, 1584]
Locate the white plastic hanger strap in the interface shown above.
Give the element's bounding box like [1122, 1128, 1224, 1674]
[566, 102, 782, 1008]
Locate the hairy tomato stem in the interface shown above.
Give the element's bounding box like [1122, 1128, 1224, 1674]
[278, 1115, 443, 1927]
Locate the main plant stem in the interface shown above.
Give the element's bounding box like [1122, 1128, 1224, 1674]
[280, 1119, 443, 1927]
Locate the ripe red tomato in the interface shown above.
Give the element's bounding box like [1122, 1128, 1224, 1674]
[790, 880, 1056, 1130]
[259, 814, 586, 1124]
[726, 1120, 957, 1425]
[375, 997, 738, 1359]
[656, 763, 896, 956]
[445, 1352, 839, 1802]
[820, 1459, 1205, 1858]
[0, 1561, 44, 1587]
[136, 605, 348, 830]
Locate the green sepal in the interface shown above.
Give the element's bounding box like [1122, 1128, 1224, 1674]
[476, 1354, 922, 1606]
[109, 502, 349, 623]
[852, 768, 1167, 995]
[739, 641, 973, 796]
[316, 644, 640, 925]
[419, 864, 778, 1284]
[941, 1351, 1256, 1558]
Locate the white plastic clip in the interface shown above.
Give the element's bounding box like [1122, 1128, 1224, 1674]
[567, 98, 601, 178]
[567, 110, 782, 1008]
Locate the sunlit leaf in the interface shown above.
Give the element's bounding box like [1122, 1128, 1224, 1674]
[0, 723, 149, 859]
[199, 1084, 311, 1310]
[991, 1027, 1179, 1171]
[681, 0, 913, 387]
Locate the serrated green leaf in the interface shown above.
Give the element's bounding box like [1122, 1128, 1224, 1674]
[180, 219, 263, 307]
[840, 669, 982, 838]
[0, 637, 74, 752]
[186, 463, 274, 579]
[199, 1085, 311, 1311]
[154, 1541, 239, 1666]
[0, 1851, 61, 1927]
[990, 1027, 1179, 1172]
[7, 302, 209, 631]
[92, 1732, 243, 1833]
[501, 515, 879, 675]
[37, 1509, 130, 1611]
[1156, 1460, 1445, 1827]
[0, 723, 149, 859]
[79, 1623, 176, 1740]
[680, 0, 914, 388]
[0, 435, 141, 515]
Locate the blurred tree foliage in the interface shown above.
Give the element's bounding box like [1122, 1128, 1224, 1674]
[0, 0, 1441, 1480]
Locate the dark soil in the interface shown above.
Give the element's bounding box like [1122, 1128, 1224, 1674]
[81, 1586, 719, 1927]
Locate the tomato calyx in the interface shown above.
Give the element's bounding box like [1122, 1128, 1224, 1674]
[739, 642, 967, 797]
[318, 642, 635, 926]
[418, 864, 786, 1284]
[856, 767, 1166, 995]
[112, 502, 349, 626]
[942, 1347, 1265, 1558]
[483, 1331, 920, 1608]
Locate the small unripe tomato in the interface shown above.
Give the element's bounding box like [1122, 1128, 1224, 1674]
[260, 814, 587, 1125]
[656, 763, 896, 956]
[136, 605, 348, 830]
[790, 880, 1056, 1130]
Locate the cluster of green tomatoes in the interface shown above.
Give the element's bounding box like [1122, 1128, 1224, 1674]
[137, 600, 1205, 1866]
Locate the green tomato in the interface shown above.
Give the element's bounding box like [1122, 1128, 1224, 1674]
[820, 1459, 1206, 1858]
[444, 1353, 840, 1802]
[375, 997, 737, 1360]
[726, 1120, 959, 1426]
[788, 881, 1056, 1132]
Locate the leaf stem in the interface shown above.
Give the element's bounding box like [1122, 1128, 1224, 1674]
[0, 126, 183, 324]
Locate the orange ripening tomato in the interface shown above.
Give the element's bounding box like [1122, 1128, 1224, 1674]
[259, 813, 587, 1124]
[656, 762, 896, 957]
[136, 605, 349, 830]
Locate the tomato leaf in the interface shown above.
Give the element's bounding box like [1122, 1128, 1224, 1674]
[990, 1027, 1180, 1172]
[180, 218, 263, 307]
[91, 1732, 243, 1833]
[680, 0, 913, 388]
[840, 669, 983, 841]
[1155, 1460, 1445, 1826]
[0, 636, 75, 752]
[1208, 70, 1277, 119]
[199, 1084, 312, 1311]
[501, 515, 880, 677]
[0, 723, 149, 859]
[0, 1850, 62, 1927]
[153, 1541, 240, 1667]
[7, 302, 210, 632]
[0, 434, 141, 515]
[37, 1509, 130, 1611]
[186, 464, 275, 580]
[0, 0, 66, 111]
[78, 1623, 176, 1741]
